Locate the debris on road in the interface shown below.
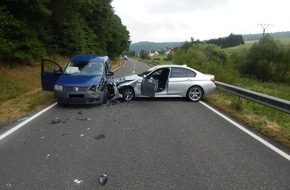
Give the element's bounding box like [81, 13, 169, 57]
[18, 117, 29, 122]
[95, 134, 106, 140]
[77, 117, 92, 121]
[51, 117, 61, 124]
[99, 173, 108, 185]
[74, 179, 83, 184]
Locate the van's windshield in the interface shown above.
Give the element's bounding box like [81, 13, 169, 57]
[64, 61, 104, 76]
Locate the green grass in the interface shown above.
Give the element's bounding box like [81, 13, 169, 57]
[225, 37, 290, 54]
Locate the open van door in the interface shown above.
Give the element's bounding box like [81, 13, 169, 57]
[41, 59, 63, 91]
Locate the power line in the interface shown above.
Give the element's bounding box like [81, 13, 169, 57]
[257, 24, 273, 37]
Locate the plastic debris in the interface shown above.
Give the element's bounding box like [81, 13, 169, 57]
[74, 179, 83, 184]
[18, 117, 29, 122]
[99, 173, 108, 185]
[81, 134, 85, 137]
[51, 117, 61, 124]
[95, 134, 105, 140]
[77, 117, 92, 121]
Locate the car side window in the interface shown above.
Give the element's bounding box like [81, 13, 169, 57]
[147, 69, 162, 79]
[170, 68, 186, 78]
[186, 69, 196, 77]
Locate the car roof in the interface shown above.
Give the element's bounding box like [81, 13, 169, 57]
[150, 64, 191, 70]
[149, 64, 203, 74]
[71, 55, 109, 62]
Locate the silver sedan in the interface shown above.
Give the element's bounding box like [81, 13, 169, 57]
[115, 65, 216, 102]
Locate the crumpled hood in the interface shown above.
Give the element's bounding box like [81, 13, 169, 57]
[56, 75, 102, 86]
[116, 74, 142, 81]
[114, 74, 142, 85]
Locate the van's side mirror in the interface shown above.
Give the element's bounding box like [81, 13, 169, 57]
[107, 71, 114, 76]
[54, 67, 62, 74]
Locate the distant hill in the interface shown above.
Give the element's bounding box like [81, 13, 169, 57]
[130, 41, 184, 53]
[130, 31, 290, 52]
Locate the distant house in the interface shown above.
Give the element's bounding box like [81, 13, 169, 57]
[165, 47, 179, 55]
[149, 51, 159, 57]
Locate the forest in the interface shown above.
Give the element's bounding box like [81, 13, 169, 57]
[0, 0, 130, 64]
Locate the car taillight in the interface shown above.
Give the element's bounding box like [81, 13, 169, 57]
[210, 77, 215, 83]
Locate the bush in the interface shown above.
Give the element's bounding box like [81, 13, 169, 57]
[239, 35, 288, 82]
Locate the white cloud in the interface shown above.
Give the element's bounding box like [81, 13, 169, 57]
[112, 0, 290, 43]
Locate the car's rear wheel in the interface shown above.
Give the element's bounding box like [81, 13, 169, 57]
[187, 86, 203, 102]
[120, 86, 134, 101]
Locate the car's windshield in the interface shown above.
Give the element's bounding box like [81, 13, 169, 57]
[64, 61, 104, 76]
[137, 70, 151, 77]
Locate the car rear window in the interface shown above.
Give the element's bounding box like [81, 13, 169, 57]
[170, 68, 196, 78]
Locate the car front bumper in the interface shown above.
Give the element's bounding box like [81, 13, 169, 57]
[54, 90, 103, 105]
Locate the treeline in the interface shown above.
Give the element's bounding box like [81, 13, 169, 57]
[206, 33, 244, 48]
[0, 0, 130, 64]
[173, 35, 290, 83]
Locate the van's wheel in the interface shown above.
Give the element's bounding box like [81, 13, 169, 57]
[187, 86, 203, 102]
[120, 86, 134, 101]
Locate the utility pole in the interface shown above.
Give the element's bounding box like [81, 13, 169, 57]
[257, 24, 273, 37]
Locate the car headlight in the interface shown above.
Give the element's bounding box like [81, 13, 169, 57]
[54, 85, 63, 91]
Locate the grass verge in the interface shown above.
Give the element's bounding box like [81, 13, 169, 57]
[204, 91, 290, 149]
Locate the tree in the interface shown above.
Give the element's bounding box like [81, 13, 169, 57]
[139, 49, 149, 59]
[240, 35, 286, 82]
[206, 33, 244, 48]
[0, 0, 130, 64]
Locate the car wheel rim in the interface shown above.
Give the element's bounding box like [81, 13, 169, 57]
[189, 88, 201, 101]
[124, 88, 134, 101]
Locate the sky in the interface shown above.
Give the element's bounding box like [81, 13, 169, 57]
[111, 0, 290, 43]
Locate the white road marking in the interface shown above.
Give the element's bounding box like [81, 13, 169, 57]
[0, 103, 57, 141]
[200, 101, 290, 161]
[133, 70, 135, 74]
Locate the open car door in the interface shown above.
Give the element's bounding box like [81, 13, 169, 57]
[41, 59, 63, 92]
[141, 78, 158, 97]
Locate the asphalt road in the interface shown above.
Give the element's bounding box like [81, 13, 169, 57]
[0, 59, 290, 189]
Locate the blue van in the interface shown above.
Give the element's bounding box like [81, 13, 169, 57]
[41, 55, 114, 105]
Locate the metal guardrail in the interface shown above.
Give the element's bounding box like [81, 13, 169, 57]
[215, 81, 290, 114]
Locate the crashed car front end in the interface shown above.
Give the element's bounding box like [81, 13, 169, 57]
[114, 75, 142, 96]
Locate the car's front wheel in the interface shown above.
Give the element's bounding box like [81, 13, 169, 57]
[187, 86, 203, 102]
[120, 86, 135, 101]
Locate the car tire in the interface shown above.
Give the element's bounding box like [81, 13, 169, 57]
[187, 86, 203, 102]
[120, 86, 134, 101]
